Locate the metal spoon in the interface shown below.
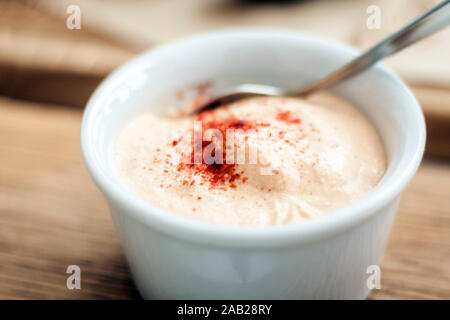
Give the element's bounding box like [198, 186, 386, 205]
[191, 0, 450, 115]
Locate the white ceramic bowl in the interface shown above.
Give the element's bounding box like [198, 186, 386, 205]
[81, 29, 425, 299]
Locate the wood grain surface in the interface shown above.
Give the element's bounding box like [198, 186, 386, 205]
[413, 86, 450, 160]
[0, 0, 134, 107]
[0, 97, 448, 300]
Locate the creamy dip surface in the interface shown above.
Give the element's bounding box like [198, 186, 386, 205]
[114, 93, 386, 226]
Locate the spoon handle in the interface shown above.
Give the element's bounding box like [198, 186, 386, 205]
[296, 0, 450, 96]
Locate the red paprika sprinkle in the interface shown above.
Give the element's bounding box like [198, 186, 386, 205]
[174, 110, 269, 190]
[276, 110, 301, 124]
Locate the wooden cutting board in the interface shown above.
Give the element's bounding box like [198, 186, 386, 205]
[0, 1, 134, 107]
[0, 97, 448, 299]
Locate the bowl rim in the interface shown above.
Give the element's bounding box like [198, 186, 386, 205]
[81, 28, 426, 248]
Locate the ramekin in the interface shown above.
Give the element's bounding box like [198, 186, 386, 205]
[81, 29, 425, 299]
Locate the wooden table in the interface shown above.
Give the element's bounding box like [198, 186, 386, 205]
[0, 97, 448, 299]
